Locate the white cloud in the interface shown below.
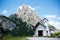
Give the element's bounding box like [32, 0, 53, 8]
[44, 15, 56, 18]
[19, 6, 22, 9]
[2, 10, 8, 14]
[19, 4, 35, 10]
[57, 17, 60, 20]
[27, 5, 35, 10]
[48, 21, 60, 30]
[54, 22, 60, 30]
[27, 5, 40, 10]
[19, 4, 40, 10]
[48, 21, 55, 25]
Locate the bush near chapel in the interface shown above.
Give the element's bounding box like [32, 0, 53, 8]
[51, 32, 60, 38]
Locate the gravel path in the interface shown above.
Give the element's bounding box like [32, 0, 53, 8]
[27, 37, 60, 40]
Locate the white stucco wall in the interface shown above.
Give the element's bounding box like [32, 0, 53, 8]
[34, 23, 50, 36]
[34, 24, 45, 36]
[45, 22, 50, 36]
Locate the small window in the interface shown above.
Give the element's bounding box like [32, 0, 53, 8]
[47, 31, 48, 33]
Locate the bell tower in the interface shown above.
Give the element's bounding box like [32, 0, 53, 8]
[43, 18, 50, 36]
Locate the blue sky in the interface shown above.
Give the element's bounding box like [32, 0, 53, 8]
[0, 0, 60, 29]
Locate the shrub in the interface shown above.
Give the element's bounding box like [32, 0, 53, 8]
[51, 32, 60, 38]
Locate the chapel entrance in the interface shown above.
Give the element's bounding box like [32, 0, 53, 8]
[38, 30, 43, 36]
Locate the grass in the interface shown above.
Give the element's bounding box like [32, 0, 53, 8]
[3, 35, 59, 40]
[3, 35, 27, 40]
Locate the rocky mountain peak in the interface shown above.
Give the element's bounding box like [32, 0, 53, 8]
[16, 4, 44, 26]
